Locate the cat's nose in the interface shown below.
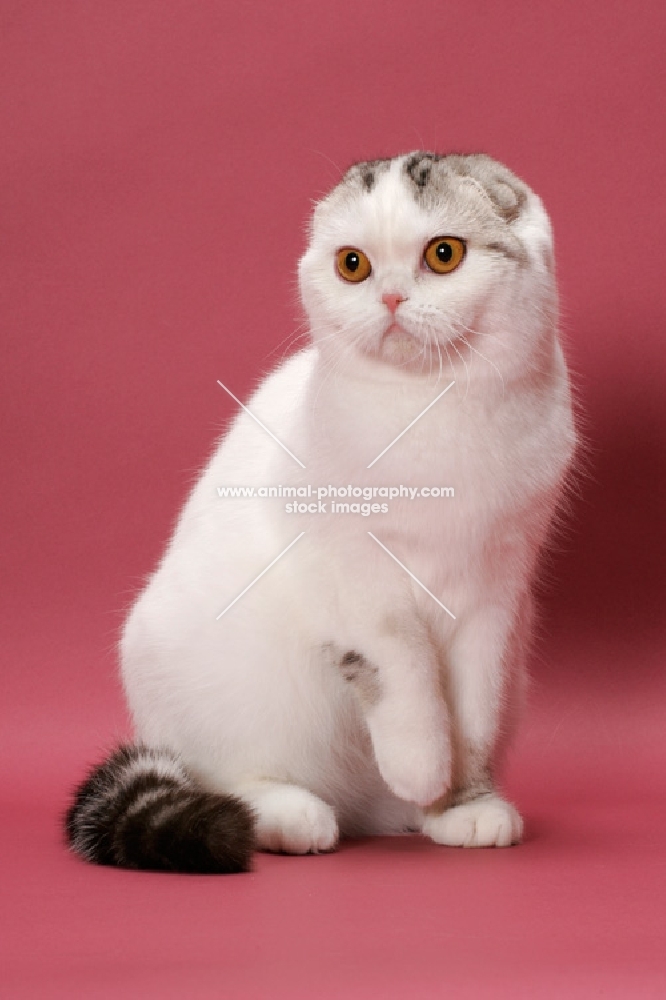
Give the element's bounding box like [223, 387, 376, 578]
[381, 292, 406, 314]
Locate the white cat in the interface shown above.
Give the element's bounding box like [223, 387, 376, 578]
[66, 152, 575, 872]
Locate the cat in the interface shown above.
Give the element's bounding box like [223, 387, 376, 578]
[66, 152, 576, 872]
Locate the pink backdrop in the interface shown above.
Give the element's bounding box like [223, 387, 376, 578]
[2, 1, 665, 996]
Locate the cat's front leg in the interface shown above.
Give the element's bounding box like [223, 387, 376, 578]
[421, 601, 529, 847]
[336, 621, 452, 808]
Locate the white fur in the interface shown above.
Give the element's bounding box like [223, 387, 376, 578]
[120, 155, 575, 851]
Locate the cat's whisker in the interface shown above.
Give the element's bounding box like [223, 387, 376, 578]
[459, 334, 506, 396]
[419, 323, 445, 388]
[310, 323, 375, 416]
[435, 333, 443, 386]
[449, 339, 470, 399]
[442, 342, 456, 388]
[268, 320, 312, 362]
[310, 343, 347, 414]
[442, 341, 451, 371]
[424, 329, 433, 380]
[309, 148, 345, 182]
[449, 308, 554, 380]
[442, 308, 499, 344]
[429, 330, 437, 381]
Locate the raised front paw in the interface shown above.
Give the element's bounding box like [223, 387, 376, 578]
[422, 794, 523, 848]
[368, 712, 452, 807]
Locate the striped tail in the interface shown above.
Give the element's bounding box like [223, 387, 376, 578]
[65, 745, 254, 874]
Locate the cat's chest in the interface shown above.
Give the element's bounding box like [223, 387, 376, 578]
[306, 386, 564, 501]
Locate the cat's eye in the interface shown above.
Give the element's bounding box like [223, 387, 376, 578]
[336, 247, 372, 283]
[423, 236, 466, 275]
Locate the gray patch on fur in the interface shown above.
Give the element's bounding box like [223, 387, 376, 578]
[342, 157, 392, 194]
[485, 240, 527, 263]
[404, 151, 444, 191]
[448, 782, 495, 808]
[403, 152, 527, 222]
[423, 741, 495, 815]
[423, 777, 495, 816]
[337, 649, 381, 706]
[339, 649, 363, 673]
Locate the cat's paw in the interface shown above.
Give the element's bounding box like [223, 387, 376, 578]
[375, 747, 451, 808]
[370, 731, 451, 808]
[364, 689, 451, 807]
[422, 795, 523, 848]
[252, 785, 339, 855]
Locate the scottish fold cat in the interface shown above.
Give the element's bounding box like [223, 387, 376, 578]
[67, 152, 575, 872]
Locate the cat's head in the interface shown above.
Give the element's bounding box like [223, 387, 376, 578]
[298, 152, 557, 383]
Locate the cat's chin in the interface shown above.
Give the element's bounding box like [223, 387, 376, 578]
[366, 324, 427, 372]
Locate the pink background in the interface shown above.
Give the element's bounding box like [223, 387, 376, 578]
[2, 1, 665, 996]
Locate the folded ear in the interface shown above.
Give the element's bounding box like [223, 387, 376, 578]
[461, 156, 528, 223]
[484, 176, 527, 223]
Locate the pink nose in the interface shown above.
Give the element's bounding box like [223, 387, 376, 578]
[382, 292, 406, 314]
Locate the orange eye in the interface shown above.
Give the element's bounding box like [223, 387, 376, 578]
[423, 236, 466, 274]
[337, 247, 372, 283]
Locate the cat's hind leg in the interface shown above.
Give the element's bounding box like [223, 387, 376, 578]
[232, 780, 339, 855]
